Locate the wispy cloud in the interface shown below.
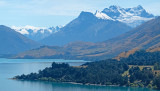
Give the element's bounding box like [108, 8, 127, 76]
[2, 0, 100, 16]
[0, 0, 159, 27]
[1, 0, 159, 16]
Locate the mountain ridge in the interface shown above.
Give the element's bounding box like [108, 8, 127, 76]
[40, 11, 132, 46]
[12, 25, 62, 41]
[0, 25, 41, 54]
[97, 5, 154, 27]
[13, 16, 160, 61]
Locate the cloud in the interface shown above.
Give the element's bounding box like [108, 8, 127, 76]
[0, 0, 159, 27]
[2, 0, 159, 16]
[2, 0, 100, 16]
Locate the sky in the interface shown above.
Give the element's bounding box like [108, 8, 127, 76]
[0, 0, 159, 27]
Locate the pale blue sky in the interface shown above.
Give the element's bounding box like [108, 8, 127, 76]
[0, 0, 159, 27]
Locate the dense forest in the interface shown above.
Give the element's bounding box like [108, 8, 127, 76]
[120, 50, 160, 65]
[14, 50, 160, 89]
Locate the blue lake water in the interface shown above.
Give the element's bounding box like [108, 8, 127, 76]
[0, 58, 159, 91]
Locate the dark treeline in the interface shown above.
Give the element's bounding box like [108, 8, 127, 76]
[121, 50, 160, 65]
[15, 50, 160, 89]
[15, 60, 129, 86]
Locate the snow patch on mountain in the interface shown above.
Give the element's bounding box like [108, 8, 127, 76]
[11, 25, 62, 41]
[95, 11, 115, 21]
[12, 25, 52, 33]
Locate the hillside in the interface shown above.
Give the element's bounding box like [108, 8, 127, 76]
[13, 42, 102, 60]
[0, 25, 41, 54]
[13, 16, 160, 60]
[101, 16, 160, 58]
[115, 46, 160, 60]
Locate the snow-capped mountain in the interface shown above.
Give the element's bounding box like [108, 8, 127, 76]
[95, 5, 154, 27]
[11, 5, 154, 44]
[40, 11, 132, 46]
[12, 25, 62, 41]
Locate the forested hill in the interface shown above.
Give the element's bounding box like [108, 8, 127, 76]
[120, 50, 160, 65]
[15, 60, 129, 86]
[14, 50, 160, 89]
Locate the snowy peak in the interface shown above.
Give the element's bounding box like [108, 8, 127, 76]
[94, 10, 115, 21]
[102, 5, 153, 18]
[102, 5, 125, 18]
[79, 11, 115, 21]
[136, 5, 143, 9]
[125, 5, 154, 18]
[12, 25, 50, 35]
[133, 5, 144, 11]
[97, 5, 155, 27]
[12, 25, 62, 41]
[109, 5, 121, 9]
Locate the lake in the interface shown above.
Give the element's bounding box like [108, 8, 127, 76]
[0, 58, 159, 91]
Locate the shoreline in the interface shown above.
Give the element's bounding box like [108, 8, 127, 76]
[10, 78, 132, 88]
[11, 78, 160, 90]
[11, 78, 119, 87]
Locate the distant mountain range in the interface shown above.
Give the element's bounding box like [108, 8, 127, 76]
[11, 25, 62, 41]
[40, 5, 154, 46]
[13, 16, 160, 60]
[11, 5, 154, 46]
[1, 5, 158, 61]
[96, 5, 154, 27]
[40, 11, 132, 46]
[0, 25, 41, 55]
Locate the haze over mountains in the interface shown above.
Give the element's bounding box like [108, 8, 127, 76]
[0, 25, 41, 55]
[14, 16, 160, 60]
[40, 5, 155, 46]
[0, 5, 158, 61]
[40, 11, 132, 46]
[11, 5, 154, 46]
[12, 25, 62, 41]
